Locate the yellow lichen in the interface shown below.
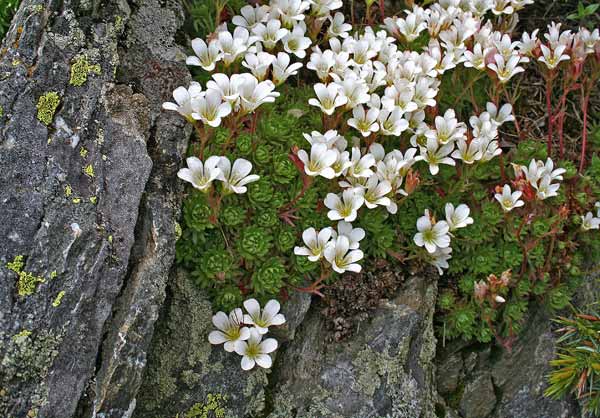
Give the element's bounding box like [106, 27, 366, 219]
[89, 196, 97, 204]
[175, 394, 229, 418]
[52, 291, 65, 307]
[79, 147, 88, 158]
[36, 92, 60, 126]
[64, 184, 73, 197]
[72, 198, 81, 204]
[69, 55, 101, 87]
[12, 329, 32, 341]
[83, 164, 95, 177]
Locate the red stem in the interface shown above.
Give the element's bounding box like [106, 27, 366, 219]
[579, 84, 591, 173]
[546, 76, 554, 156]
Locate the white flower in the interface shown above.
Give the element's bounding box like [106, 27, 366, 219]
[397, 13, 427, 42]
[242, 52, 275, 80]
[347, 105, 379, 137]
[487, 54, 525, 83]
[298, 143, 338, 179]
[303, 129, 344, 147]
[486, 102, 515, 126]
[217, 157, 260, 194]
[218, 27, 253, 65]
[243, 298, 286, 334]
[333, 77, 370, 109]
[377, 107, 408, 136]
[328, 12, 352, 38]
[363, 175, 392, 210]
[414, 210, 451, 254]
[177, 156, 222, 191]
[445, 203, 473, 231]
[294, 227, 334, 261]
[582, 212, 600, 231]
[282, 23, 312, 58]
[416, 137, 456, 175]
[538, 44, 570, 70]
[308, 83, 347, 115]
[276, 0, 310, 26]
[426, 109, 466, 144]
[208, 309, 250, 352]
[452, 139, 483, 164]
[324, 235, 364, 273]
[187, 39, 222, 71]
[332, 221, 365, 250]
[494, 184, 524, 211]
[324, 189, 364, 222]
[596, 201, 600, 218]
[253, 19, 289, 50]
[307, 49, 336, 81]
[518, 30, 539, 56]
[162, 83, 204, 121]
[234, 328, 278, 370]
[191, 89, 232, 127]
[272, 52, 303, 85]
[309, 0, 343, 16]
[238, 78, 280, 114]
[206, 73, 248, 105]
[464, 43, 491, 70]
[535, 175, 560, 200]
[346, 147, 376, 178]
[428, 247, 452, 275]
[232, 5, 270, 29]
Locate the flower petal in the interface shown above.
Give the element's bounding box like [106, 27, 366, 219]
[255, 354, 272, 369]
[208, 330, 228, 345]
[241, 356, 256, 370]
[260, 338, 278, 354]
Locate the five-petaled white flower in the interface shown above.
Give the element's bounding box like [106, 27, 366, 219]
[347, 106, 380, 137]
[187, 39, 222, 71]
[217, 157, 260, 194]
[162, 83, 203, 122]
[308, 83, 348, 115]
[414, 210, 451, 254]
[416, 137, 456, 175]
[581, 212, 600, 231]
[324, 189, 364, 222]
[177, 156, 222, 191]
[294, 227, 334, 261]
[298, 143, 338, 179]
[234, 328, 278, 370]
[324, 235, 364, 273]
[191, 89, 232, 127]
[332, 221, 365, 250]
[494, 184, 525, 211]
[243, 299, 286, 335]
[208, 308, 250, 352]
[444, 203, 474, 231]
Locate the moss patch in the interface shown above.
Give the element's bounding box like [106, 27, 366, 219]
[69, 55, 101, 87]
[36, 92, 60, 126]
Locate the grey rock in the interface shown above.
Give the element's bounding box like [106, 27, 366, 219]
[134, 270, 312, 418]
[266, 273, 439, 418]
[459, 372, 496, 418]
[490, 308, 580, 418]
[0, 1, 188, 417]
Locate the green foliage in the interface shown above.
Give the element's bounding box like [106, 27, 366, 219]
[546, 309, 600, 416]
[0, 0, 19, 41]
[567, 1, 600, 23]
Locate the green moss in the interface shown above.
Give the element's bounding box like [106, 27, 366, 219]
[69, 55, 101, 87]
[52, 291, 65, 307]
[176, 393, 229, 418]
[36, 92, 60, 126]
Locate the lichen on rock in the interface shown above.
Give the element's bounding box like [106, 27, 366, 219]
[69, 55, 101, 87]
[36, 92, 60, 126]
